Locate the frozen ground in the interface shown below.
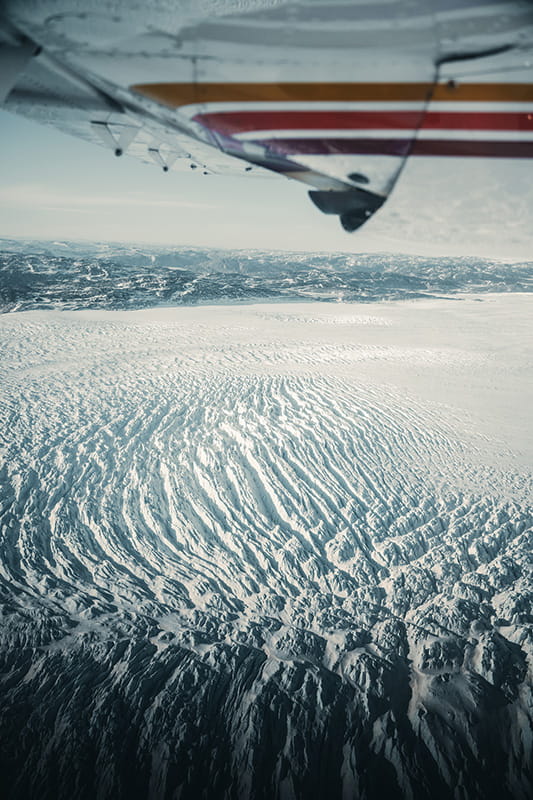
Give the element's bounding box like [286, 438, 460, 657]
[0, 294, 532, 799]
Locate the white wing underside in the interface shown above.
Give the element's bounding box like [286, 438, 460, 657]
[1, 0, 533, 230]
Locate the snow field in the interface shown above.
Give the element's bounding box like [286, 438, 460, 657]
[0, 296, 531, 799]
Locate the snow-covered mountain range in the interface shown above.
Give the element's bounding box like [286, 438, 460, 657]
[1, 239, 532, 311]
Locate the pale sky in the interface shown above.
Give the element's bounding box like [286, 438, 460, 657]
[1, 109, 532, 259]
[1, 110, 378, 253]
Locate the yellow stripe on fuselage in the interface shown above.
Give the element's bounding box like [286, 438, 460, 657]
[132, 82, 533, 109]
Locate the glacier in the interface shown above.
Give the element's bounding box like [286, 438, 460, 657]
[0, 244, 532, 800]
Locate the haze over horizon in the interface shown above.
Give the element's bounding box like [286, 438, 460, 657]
[2, 110, 532, 260]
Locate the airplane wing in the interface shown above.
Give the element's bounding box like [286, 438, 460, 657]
[1, 0, 532, 231]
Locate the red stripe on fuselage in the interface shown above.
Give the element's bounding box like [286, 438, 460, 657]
[260, 137, 533, 158]
[194, 110, 533, 135]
